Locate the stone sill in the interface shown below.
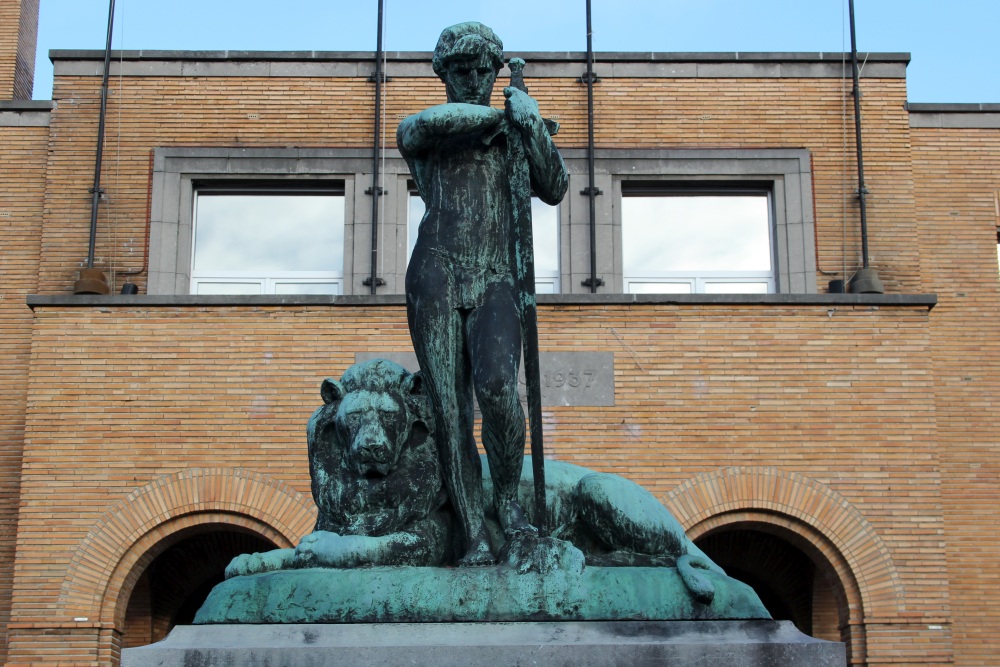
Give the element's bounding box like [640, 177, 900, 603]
[28, 293, 937, 310]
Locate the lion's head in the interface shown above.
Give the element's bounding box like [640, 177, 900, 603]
[321, 360, 426, 478]
[307, 359, 442, 536]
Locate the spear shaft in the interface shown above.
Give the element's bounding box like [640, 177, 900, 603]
[507, 57, 549, 536]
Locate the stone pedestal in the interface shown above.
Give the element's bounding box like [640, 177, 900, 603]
[122, 620, 846, 666]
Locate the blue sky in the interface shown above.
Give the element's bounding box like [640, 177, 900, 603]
[33, 0, 998, 103]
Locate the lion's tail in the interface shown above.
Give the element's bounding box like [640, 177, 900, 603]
[677, 553, 716, 605]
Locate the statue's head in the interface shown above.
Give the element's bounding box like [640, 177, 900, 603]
[432, 22, 504, 106]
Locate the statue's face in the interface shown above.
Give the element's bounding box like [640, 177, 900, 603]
[443, 55, 497, 106]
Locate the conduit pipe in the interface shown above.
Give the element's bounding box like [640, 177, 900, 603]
[580, 0, 603, 292]
[364, 0, 387, 294]
[75, 0, 116, 295]
[846, 0, 883, 294]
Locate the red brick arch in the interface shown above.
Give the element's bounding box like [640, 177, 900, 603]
[58, 467, 315, 623]
[665, 466, 903, 621]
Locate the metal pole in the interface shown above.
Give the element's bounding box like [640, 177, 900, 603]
[367, 0, 385, 293]
[583, 0, 601, 292]
[848, 0, 870, 269]
[87, 0, 116, 269]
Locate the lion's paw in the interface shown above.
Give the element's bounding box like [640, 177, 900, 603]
[293, 530, 347, 568]
[224, 548, 295, 579]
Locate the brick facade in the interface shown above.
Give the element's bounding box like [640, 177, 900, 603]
[0, 30, 997, 667]
[911, 114, 1000, 667]
[0, 107, 48, 659]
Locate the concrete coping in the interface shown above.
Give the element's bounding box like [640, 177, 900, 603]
[49, 49, 911, 64]
[27, 293, 937, 310]
[0, 101, 53, 126]
[0, 100, 55, 110]
[907, 103, 1000, 113]
[49, 50, 910, 80]
[908, 103, 1000, 129]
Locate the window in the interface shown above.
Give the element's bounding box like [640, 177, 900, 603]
[407, 190, 560, 294]
[191, 183, 345, 295]
[600, 149, 816, 294]
[148, 147, 815, 296]
[622, 185, 774, 294]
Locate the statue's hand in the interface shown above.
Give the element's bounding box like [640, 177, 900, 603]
[503, 87, 543, 132]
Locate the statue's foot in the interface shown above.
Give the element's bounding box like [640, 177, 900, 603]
[457, 533, 495, 567]
[224, 548, 295, 579]
[499, 534, 585, 575]
[497, 498, 538, 539]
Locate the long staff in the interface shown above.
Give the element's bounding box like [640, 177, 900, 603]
[507, 58, 548, 536]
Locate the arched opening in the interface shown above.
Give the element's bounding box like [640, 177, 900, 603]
[120, 525, 276, 648]
[695, 522, 850, 648]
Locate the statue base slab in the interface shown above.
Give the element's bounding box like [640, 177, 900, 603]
[122, 620, 846, 666]
[193, 564, 768, 624]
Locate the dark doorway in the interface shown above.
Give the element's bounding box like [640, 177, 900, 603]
[122, 529, 276, 647]
[696, 528, 841, 641]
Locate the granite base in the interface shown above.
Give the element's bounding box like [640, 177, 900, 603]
[122, 620, 846, 666]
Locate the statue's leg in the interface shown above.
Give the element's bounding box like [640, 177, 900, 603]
[406, 253, 494, 566]
[467, 281, 536, 539]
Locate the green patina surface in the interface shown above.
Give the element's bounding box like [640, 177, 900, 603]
[399, 21, 568, 565]
[194, 564, 769, 625]
[191, 22, 775, 627]
[205, 356, 772, 623]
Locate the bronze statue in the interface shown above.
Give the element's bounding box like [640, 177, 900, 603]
[397, 22, 568, 564]
[195, 24, 771, 626]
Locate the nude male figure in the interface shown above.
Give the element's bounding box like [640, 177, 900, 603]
[397, 22, 567, 565]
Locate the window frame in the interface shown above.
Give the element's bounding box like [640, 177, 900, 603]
[560, 148, 816, 294]
[620, 182, 776, 295]
[190, 180, 347, 296]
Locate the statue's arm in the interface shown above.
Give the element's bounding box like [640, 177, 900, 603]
[503, 87, 569, 205]
[397, 103, 504, 156]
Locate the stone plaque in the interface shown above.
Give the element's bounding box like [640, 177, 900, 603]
[354, 352, 614, 407]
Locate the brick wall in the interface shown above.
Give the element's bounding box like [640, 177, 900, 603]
[0, 119, 48, 664]
[0, 0, 39, 100]
[7, 300, 948, 664]
[912, 121, 1000, 667]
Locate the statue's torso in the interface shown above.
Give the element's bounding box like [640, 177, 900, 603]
[412, 131, 513, 271]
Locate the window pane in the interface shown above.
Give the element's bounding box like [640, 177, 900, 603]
[407, 194, 425, 262]
[273, 282, 341, 296]
[627, 281, 693, 294]
[408, 193, 559, 293]
[622, 192, 773, 294]
[623, 195, 770, 272]
[703, 282, 770, 294]
[194, 194, 344, 273]
[193, 281, 262, 295]
[531, 199, 560, 284]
